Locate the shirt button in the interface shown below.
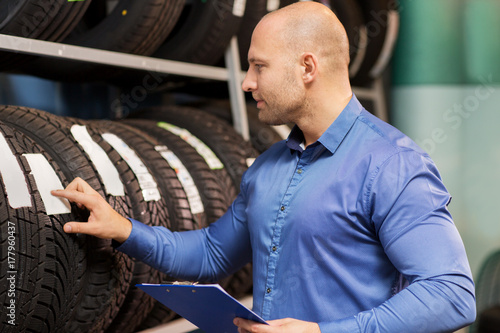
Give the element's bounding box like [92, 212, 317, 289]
[267, 288, 271, 294]
[297, 168, 303, 174]
[272, 246, 277, 252]
[280, 206, 285, 211]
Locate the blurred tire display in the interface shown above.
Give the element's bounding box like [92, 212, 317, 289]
[0, 0, 399, 331]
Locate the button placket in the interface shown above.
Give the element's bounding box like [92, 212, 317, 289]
[262, 152, 311, 318]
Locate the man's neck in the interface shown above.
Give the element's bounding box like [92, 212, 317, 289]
[298, 91, 352, 147]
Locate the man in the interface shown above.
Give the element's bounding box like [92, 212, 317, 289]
[52, 2, 476, 332]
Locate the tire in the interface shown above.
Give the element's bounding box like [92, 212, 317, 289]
[122, 119, 234, 225]
[0, 0, 91, 71]
[91, 120, 197, 231]
[153, 0, 245, 66]
[0, 121, 89, 332]
[67, 119, 174, 333]
[349, 0, 399, 86]
[129, 105, 259, 192]
[23, 0, 186, 81]
[0, 106, 135, 333]
[89, 120, 200, 331]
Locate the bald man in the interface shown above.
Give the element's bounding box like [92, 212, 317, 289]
[53, 2, 476, 332]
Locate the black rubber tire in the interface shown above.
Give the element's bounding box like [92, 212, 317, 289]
[122, 119, 234, 225]
[0, 106, 135, 333]
[0, 0, 91, 71]
[0, 0, 89, 39]
[66, 0, 184, 54]
[153, 0, 244, 66]
[0, 121, 89, 332]
[119, 118, 239, 330]
[106, 263, 159, 333]
[90, 120, 196, 232]
[90, 120, 200, 331]
[22, 0, 186, 81]
[129, 105, 259, 192]
[349, 0, 394, 86]
[66, 118, 174, 333]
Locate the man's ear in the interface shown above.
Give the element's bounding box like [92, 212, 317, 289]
[301, 52, 318, 84]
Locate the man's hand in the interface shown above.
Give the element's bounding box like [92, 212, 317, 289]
[233, 317, 321, 333]
[51, 177, 132, 243]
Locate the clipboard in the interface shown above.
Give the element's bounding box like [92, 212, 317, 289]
[136, 283, 268, 333]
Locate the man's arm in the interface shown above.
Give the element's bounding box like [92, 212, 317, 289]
[316, 151, 476, 332]
[115, 196, 252, 282]
[52, 177, 253, 282]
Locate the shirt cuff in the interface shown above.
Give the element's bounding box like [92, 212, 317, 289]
[318, 316, 360, 333]
[114, 218, 157, 261]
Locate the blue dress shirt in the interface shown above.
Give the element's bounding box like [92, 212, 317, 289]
[117, 95, 476, 332]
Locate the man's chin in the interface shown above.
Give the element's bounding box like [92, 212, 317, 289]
[257, 110, 287, 126]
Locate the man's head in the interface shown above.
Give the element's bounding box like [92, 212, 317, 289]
[242, 2, 351, 126]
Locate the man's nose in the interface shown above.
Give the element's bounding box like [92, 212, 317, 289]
[241, 71, 256, 92]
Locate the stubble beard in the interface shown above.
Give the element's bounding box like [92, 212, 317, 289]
[257, 72, 307, 126]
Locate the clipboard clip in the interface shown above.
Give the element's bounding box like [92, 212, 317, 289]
[167, 281, 199, 286]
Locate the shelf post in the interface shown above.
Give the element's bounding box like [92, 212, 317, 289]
[224, 36, 250, 141]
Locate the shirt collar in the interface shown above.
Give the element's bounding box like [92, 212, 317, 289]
[286, 94, 363, 154]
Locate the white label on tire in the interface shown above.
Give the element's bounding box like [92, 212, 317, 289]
[102, 133, 161, 202]
[156, 122, 224, 170]
[233, 0, 247, 17]
[71, 125, 125, 196]
[267, 0, 280, 11]
[0, 132, 31, 209]
[155, 145, 204, 215]
[23, 154, 71, 215]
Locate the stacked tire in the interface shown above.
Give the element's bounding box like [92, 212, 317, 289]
[0, 105, 258, 332]
[1, 0, 399, 87]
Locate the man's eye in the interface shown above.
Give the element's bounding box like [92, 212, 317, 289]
[255, 64, 263, 71]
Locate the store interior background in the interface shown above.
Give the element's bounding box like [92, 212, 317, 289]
[1, 0, 500, 281]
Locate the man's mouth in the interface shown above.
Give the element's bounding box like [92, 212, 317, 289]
[253, 97, 264, 108]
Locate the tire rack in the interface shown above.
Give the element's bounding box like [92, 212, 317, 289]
[0, 33, 389, 138]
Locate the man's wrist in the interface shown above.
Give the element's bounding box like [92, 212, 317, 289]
[114, 216, 133, 243]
